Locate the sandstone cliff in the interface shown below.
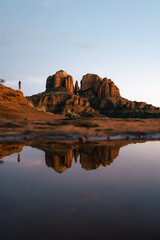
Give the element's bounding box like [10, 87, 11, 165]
[28, 70, 160, 118]
[29, 91, 95, 116]
[75, 80, 80, 92]
[28, 70, 96, 116]
[81, 74, 120, 98]
[46, 70, 74, 93]
[79, 73, 160, 118]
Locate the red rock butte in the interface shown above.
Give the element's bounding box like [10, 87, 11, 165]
[81, 73, 120, 98]
[27, 70, 160, 118]
[46, 70, 74, 93]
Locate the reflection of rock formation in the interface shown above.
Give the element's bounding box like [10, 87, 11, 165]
[44, 144, 121, 172]
[79, 145, 120, 170]
[0, 140, 146, 172]
[29, 141, 128, 173]
[45, 150, 73, 173]
[0, 144, 24, 159]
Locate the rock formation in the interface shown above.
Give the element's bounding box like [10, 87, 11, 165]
[28, 71, 96, 116]
[75, 80, 80, 92]
[29, 91, 95, 115]
[46, 70, 74, 93]
[28, 70, 160, 118]
[0, 84, 59, 120]
[80, 73, 160, 117]
[81, 74, 120, 98]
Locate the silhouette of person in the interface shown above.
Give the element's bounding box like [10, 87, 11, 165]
[17, 153, 20, 162]
[18, 81, 21, 90]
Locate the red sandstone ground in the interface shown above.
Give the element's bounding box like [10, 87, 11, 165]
[0, 118, 160, 139]
[0, 84, 62, 120]
[0, 83, 160, 139]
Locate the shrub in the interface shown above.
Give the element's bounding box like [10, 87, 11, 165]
[65, 111, 80, 118]
[0, 79, 5, 84]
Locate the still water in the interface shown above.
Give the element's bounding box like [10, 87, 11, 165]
[0, 140, 160, 240]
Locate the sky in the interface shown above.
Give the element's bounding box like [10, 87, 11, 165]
[0, 0, 160, 106]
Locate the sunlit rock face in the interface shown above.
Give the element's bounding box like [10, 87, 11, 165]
[29, 91, 94, 115]
[75, 80, 80, 92]
[46, 70, 74, 93]
[81, 74, 120, 98]
[80, 73, 160, 117]
[28, 70, 95, 116]
[28, 70, 160, 118]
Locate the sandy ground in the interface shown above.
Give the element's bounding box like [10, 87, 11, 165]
[0, 117, 159, 140]
[0, 84, 160, 141]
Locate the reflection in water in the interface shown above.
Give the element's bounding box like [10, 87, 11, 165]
[46, 151, 73, 173]
[17, 153, 21, 162]
[0, 144, 24, 160]
[79, 145, 119, 170]
[29, 141, 141, 172]
[45, 144, 119, 173]
[0, 140, 160, 240]
[25, 141, 126, 172]
[0, 140, 142, 172]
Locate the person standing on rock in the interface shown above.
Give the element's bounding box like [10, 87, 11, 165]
[18, 81, 21, 90]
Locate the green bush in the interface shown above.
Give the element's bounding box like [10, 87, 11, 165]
[65, 111, 80, 118]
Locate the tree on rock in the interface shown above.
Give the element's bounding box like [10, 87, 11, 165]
[0, 79, 5, 84]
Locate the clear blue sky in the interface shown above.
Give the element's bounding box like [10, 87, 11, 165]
[0, 0, 160, 106]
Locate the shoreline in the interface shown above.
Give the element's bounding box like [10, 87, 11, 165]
[0, 117, 160, 142]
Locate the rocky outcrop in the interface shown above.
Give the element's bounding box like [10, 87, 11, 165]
[75, 80, 80, 92]
[46, 70, 74, 93]
[0, 84, 59, 120]
[28, 91, 95, 116]
[28, 70, 160, 118]
[89, 96, 160, 117]
[0, 84, 26, 103]
[81, 74, 120, 98]
[80, 73, 160, 117]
